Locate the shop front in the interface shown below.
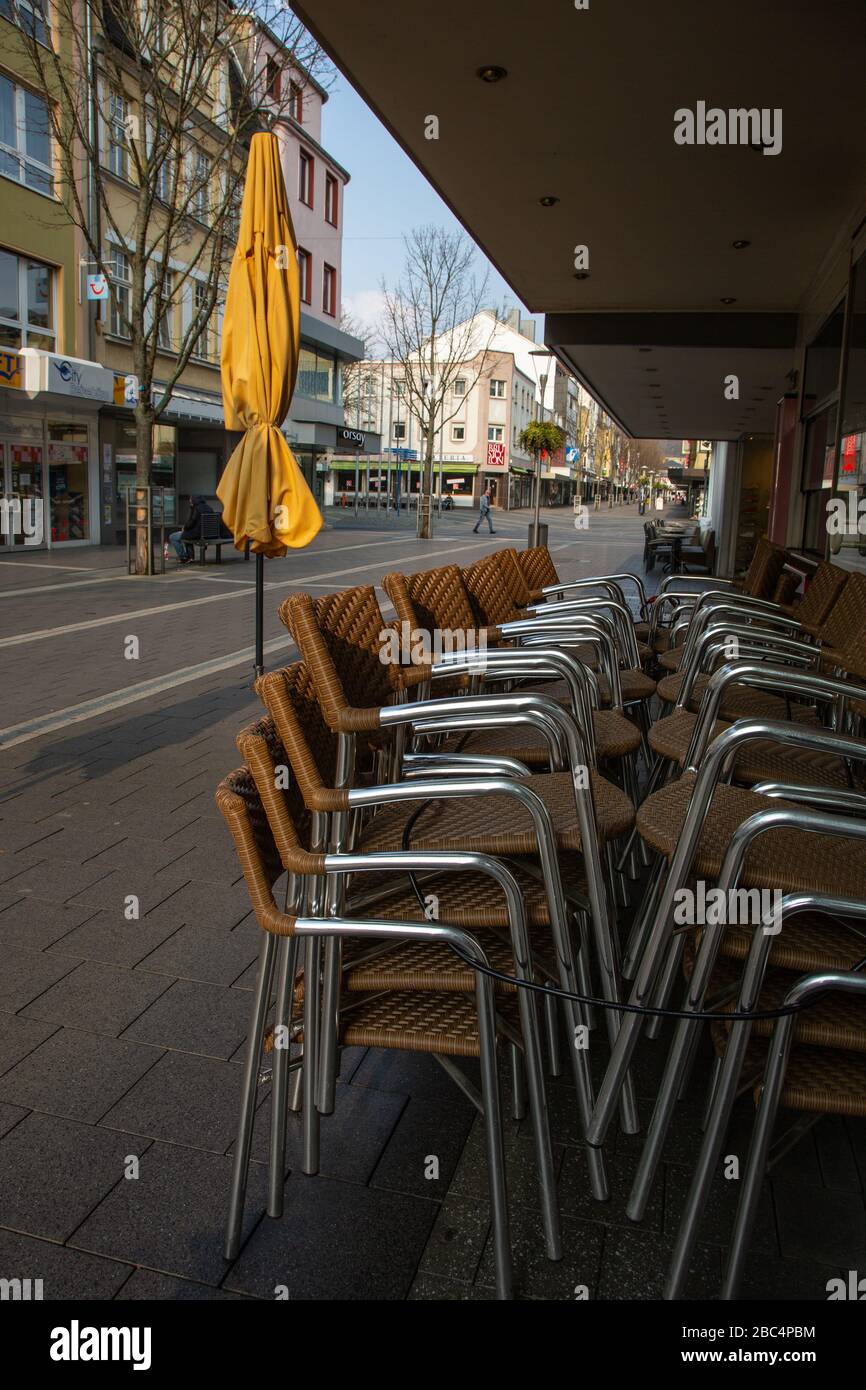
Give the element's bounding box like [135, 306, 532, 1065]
[99, 385, 229, 546]
[0, 349, 109, 550]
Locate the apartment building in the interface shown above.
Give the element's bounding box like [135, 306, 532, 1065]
[264, 34, 372, 506]
[0, 1, 102, 550]
[341, 348, 535, 508]
[0, 6, 366, 549]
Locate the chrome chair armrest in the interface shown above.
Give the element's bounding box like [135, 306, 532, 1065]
[749, 781, 866, 813]
[402, 751, 533, 779]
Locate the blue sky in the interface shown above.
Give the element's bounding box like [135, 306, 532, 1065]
[322, 75, 535, 336]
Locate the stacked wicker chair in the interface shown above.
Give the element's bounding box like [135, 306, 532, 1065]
[217, 760, 524, 1297]
[275, 583, 641, 1131]
[215, 535, 866, 1302]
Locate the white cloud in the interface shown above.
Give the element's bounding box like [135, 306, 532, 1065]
[342, 288, 387, 332]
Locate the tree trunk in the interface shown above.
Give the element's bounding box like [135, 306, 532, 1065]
[134, 403, 155, 576]
[416, 432, 435, 540]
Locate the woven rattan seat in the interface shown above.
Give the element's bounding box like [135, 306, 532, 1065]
[462, 707, 640, 764]
[658, 646, 683, 672]
[536, 669, 656, 708]
[655, 670, 820, 722]
[342, 922, 556, 994]
[648, 709, 851, 788]
[704, 954, 866, 1053]
[710, 1028, 866, 1119]
[349, 859, 588, 930]
[338, 989, 519, 1058]
[719, 912, 866, 975]
[636, 773, 866, 894]
[649, 709, 728, 763]
[360, 768, 634, 856]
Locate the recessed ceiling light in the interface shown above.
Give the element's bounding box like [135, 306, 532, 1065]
[539, 195, 559, 207]
[720, 297, 737, 305]
[477, 64, 507, 82]
[732, 239, 751, 250]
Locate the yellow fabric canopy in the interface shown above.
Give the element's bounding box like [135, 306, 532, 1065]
[218, 132, 322, 556]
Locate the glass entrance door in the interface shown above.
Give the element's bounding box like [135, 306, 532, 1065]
[0, 439, 46, 548]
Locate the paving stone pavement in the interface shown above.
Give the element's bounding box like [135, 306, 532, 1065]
[0, 504, 863, 1301]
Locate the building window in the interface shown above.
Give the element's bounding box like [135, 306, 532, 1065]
[393, 422, 407, 440]
[0, 75, 54, 195]
[157, 270, 174, 350]
[289, 82, 303, 122]
[107, 89, 130, 180]
[297, 346, 334, 401]
[0, 0, 49, 46]
[155, 152, 174, 203]
[489, 378, 506, 398]
[297, 247, 311, 303]
[452, 425, 465, 441]
[107, 248, 131, 337]
[0, 248, 55, 350]
[453, 377, 467, 397]
[299, 148, 314, 207]
[488, 426, 504, 442]
[325, 173, 338, 227]
[322, 262, 336, 317]
[193, 279, 209, 359]
[265, 57, 282, 100]
[193, 150, 208, 220]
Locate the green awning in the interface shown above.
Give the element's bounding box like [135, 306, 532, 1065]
[330, 459, 478, 473]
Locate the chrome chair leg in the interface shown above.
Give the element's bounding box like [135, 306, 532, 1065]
[268, 933, 298, 1218]
[225, 932, 277, 1260]
[510, 1042, 527, 1120]
[476, 973, 514, 1299]
[544, 993, 562, 1076]
[302, 935, 322, 1175]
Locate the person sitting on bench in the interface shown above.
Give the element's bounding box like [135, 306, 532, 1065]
[170, 495, 213, 564]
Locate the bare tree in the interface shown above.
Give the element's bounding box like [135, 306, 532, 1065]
[13, 0, 327, 570]
[380, 226, 496, 538]
[339, 307, 379, 431]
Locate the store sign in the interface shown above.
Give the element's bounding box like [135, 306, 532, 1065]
[486, 442, 506, 468]
[86, 274, 108, 301]
[337, 427, 366, 448]
[114, 374, 140, 406]
[842, 434, 858, 475]
[20, 351, 114, 402]
[0, 351, 21, 389]
[565, 446, 579, 463]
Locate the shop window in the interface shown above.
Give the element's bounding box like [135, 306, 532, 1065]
[801, 403, 837, 555]
[48, 424, 89, 543]
[803, 301, 844, 411]
[0, 75, 54, 195]
[0, 248, 55, 350]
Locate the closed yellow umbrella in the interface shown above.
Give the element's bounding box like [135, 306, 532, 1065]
[218, 132, 322, 669]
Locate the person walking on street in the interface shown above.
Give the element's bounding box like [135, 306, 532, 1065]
[472, 485, 496, 534]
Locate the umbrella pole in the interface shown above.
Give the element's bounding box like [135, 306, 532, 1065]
[255, 552, 264, 679]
